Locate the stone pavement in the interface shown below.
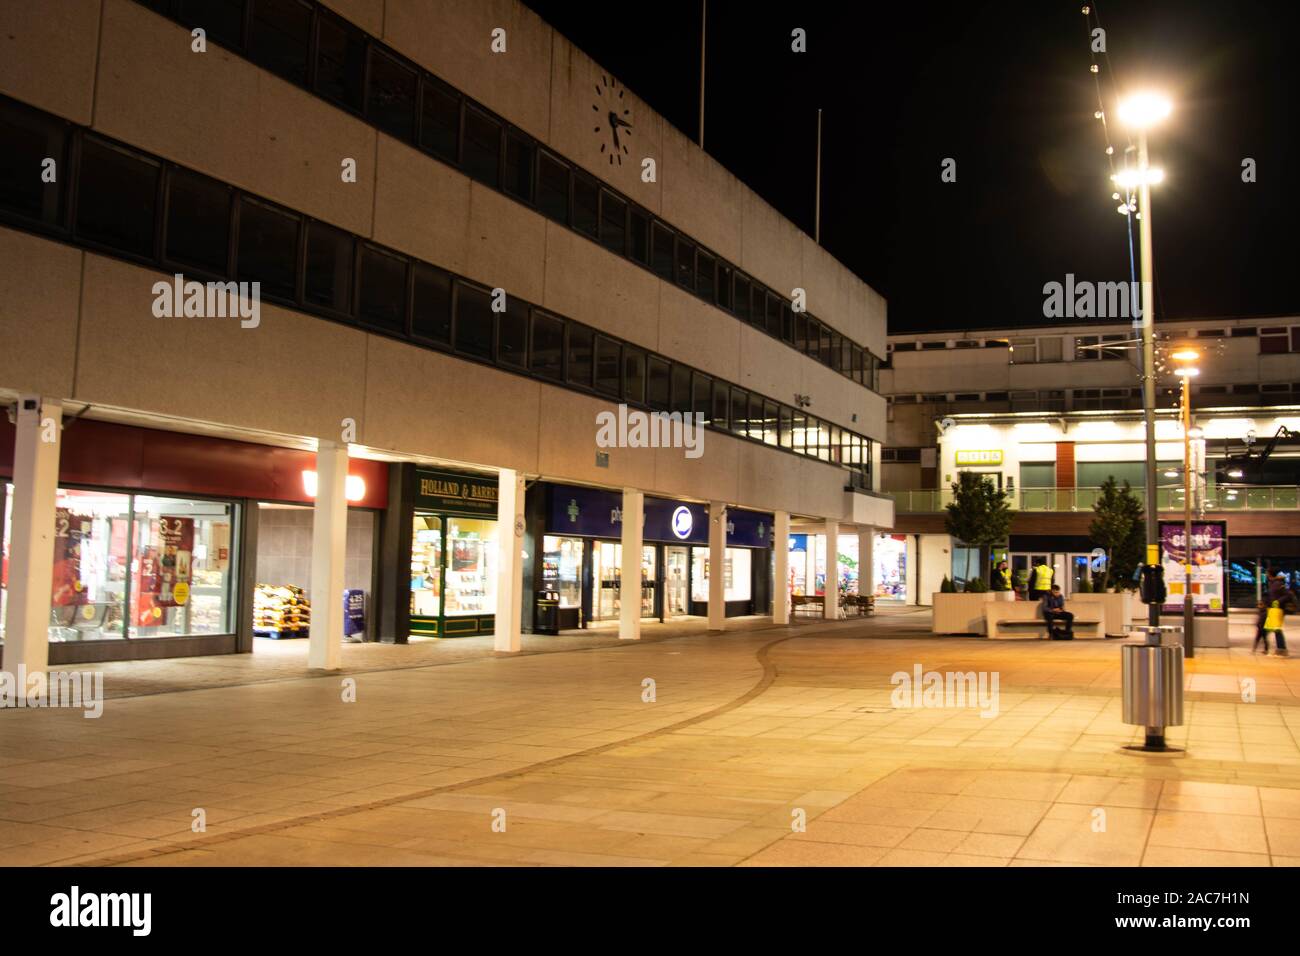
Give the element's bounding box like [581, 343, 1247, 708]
[3, 608, 1300, 867]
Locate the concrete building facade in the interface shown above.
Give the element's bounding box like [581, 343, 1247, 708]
[0, 0, 892, 670]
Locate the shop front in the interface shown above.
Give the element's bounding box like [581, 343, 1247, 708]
[0, 418, 388, 663]
[526, 483, 772, 630]
[407, 468, 499, 638]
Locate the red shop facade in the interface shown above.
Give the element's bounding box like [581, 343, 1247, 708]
[0, 418, 389, 665]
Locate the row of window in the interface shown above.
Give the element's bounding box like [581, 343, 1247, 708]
[890, 325, 1294, 360]
[0, 96, 873, 487]
[888, 382, 1292, 405]
[128, 0, 883, 390]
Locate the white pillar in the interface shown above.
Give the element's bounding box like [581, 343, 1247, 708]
[858, 527, 875, 601]
[5, 396, 61, 679]
[619, 488, 644, 641]
[495, 468, 526, 653]
[708, 501, 727, 632]
[773, 511, 791, 625]
[824, 519, 840, 619]
[308, 440, 348, 670]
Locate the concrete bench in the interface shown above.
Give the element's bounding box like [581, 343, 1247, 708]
[984, 603, 1104, 640]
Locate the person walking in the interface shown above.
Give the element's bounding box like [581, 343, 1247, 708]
[1258, 599, 1289, 657]
[1041, 584, 1074, 639]
[1030, 559, 1054, 601]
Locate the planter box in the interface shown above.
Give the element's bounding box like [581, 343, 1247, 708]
[1069, 591, 1135, 638]
[932, 592, 997, 635]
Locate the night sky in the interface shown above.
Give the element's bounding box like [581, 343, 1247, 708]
[523, 0, 1299, 333]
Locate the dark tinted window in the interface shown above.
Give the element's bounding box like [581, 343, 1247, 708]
[536, 151, 568, 223]
[249, 0, 312, 84]
[594, 335, 621, 396]
[675, 239, 696, 291]
[829, 331, 843, 372]
[820, 323, 832, 365]
[692, 373, 712, 425]
[733, 275, 751, 322]
[716, 264, 732, 309]
[567, 324, 593, 387]
[572, 174, 598, 238]
[419, 79, 460, 162]
[236, 197, 298, 301]
[748, 393, 763, 439]
[165, 167, 231, 274]
[647, 357, 670, 410]
[453, 281, 494, 359]
[765, 293, 782, 336]
[599, 190, 625, 254]
[696, 252, 715, 301]
[503, 131, 534, 201]
[623, 348, 645, 404]
[358, 245, 407, 332]
[531, 311, 564, 380]
[730, 387, 748, 436]
[178, 0, 244, 49]
[651, 222, 673, 278]
[303, 220, 354, 313]
[0, 102, 66, 225]
[366, 48, 417, 140]
[711, 380, 729, 428]
[315, 14, 366, 112]
[806, 319, 822, 357]
[77, 138, 158, 257]
[670, 364, 692, 414]
[851, 346, 864, 384]
[796, 313, 810, 352]
[628, 207, 649, 263]
[462, 106, 501, 187]
[498, 297, 528, 368]
[781, 303, 794, 343]
[411, 263, 452, 345]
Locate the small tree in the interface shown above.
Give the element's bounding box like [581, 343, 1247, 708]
[1089, 476, 1145, 590]
[944, 472, 1014, 587]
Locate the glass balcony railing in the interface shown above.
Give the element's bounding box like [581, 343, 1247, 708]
[888, 486, 1300, 513]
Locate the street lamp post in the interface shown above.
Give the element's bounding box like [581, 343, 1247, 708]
[1116, 92, 1172, 633]
[1174, 351, 1200, 658]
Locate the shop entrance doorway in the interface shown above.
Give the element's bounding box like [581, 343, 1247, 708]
[590, 541, 657, 623]
[664, 546, 690, 617]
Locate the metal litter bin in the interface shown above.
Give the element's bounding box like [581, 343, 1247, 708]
[1122, 626, 1184, 750]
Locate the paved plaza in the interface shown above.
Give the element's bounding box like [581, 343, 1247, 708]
[3, 608, 1300, 867]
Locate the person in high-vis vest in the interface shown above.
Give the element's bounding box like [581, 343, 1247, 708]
[1029, 560, 1054, 600]
[1256, 600, 1290, 657]
[992, 560, 1013, 593]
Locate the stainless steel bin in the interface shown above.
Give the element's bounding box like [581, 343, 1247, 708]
[1121, 642, 1184, 728]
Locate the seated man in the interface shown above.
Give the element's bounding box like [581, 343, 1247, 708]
[1040, 584, 1074, 639]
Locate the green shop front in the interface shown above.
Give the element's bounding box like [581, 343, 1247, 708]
[406, 467, 499, 638]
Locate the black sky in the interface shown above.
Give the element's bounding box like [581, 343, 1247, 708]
[523, 0, 1299, 333]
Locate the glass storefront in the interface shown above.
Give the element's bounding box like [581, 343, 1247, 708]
[691, 547, 752, 603]
[411, 514, 443, 617]
[409, 512, 498, 635]
[1, 484, 237, 645]
[875, 534, 908, 602]
[664, 545, 690, 617]
[592, 541, 656, 622]
[542, 535, 583, 609]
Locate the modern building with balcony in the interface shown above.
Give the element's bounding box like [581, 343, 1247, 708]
[0, 0, 891, 673]
[875, 316, 1300, 607]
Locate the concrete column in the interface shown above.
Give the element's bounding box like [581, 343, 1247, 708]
[5, 396, 61, 679]
[308, 440, 348, 670]
[495, 468, 526, 653]
[619, 488, 644, 641]
[824, 519, 840, 619]
[772, 511, 791, 625]
[858, 527, 875, 601]
[708, 501, 727, 632]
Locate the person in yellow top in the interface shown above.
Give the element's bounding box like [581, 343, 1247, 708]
[1255, 599, 1290, 657]
[1029, 560, 1054, 600]
[992, 559, 1013, 592]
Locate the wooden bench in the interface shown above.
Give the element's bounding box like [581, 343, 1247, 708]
[984, 602, 1104, 640]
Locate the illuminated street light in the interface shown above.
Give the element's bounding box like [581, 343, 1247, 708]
[1117, 92, 1173, 128]
[1173, 367, 1199, 377]
[1112, 168, 1165, 187]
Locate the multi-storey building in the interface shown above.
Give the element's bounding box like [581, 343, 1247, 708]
[876, 316, 1300, 610]
[0, 0, 892, 672]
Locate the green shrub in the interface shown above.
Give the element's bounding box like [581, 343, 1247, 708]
[965, 577, 988, 593]
[940, 575, 956, 593]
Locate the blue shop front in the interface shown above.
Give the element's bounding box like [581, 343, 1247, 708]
[524, 483, 774, 632]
